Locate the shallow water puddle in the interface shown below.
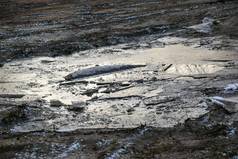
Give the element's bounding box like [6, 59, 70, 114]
[0, 44, 237, 131]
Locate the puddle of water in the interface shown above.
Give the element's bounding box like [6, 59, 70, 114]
[0, 44, 237, 130]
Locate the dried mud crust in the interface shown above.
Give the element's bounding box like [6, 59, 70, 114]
[0, 0, 238, 62]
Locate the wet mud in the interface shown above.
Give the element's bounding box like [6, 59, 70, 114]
[0, 0, 238, 62]
[0, 0, 238, 158]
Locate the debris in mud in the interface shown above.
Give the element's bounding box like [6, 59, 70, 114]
[97, 95, 143, 101]
[78, 83, 135, 97]
[67, 101, 87, 112]
[207, 96, 238, 113]
[98, 85, 134, 94]
[64, 64, 146, 80]
[60, 80, 133, 87]
[187, 17, 217, 34]
[201, 87, 222, 96]
[81, 88, 99, 96]
[40, 59, 55, 64]
[161, 64, 173, 72]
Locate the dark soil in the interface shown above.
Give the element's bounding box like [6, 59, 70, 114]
[0, 0, 237, 62]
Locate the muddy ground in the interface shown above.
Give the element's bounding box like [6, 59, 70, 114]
[0, 0, 238, 159]
[0, 0, 238, 62]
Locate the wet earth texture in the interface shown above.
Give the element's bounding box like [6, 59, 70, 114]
[0, 0, 238, 159]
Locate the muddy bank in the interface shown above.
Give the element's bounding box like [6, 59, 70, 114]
[0, 0, 238, 62]
[1, 95, 238, 159]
